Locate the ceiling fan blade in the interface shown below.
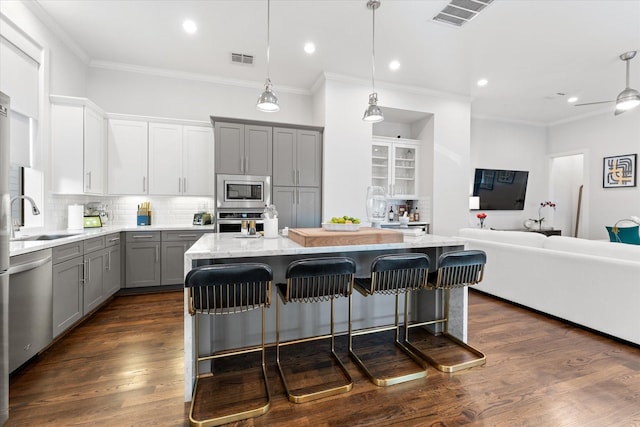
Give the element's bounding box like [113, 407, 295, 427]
[574, 100, 615, 107]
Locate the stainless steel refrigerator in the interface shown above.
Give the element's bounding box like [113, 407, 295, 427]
[1, 91, 10, 425]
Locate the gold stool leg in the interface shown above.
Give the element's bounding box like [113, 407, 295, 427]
[189, 308, 271, 427]
[349, 292, 428, 386]
[405, 288, 486, 373]
[277, 296, 352, 403]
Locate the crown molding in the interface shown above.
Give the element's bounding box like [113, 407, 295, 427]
[24, 0, 90, 64]
[548, 106, 626, 127]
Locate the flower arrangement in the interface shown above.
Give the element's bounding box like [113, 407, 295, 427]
[476, 212, 487, 229]
[530, 201, 556, 229]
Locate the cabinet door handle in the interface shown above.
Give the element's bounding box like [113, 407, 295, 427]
[155, 245, 159, 263]
[297, 170, 300, 185]
[183, 177, 187, 193]
[109, 237, 120, 243]
[245, 157, 249, 173]
[132, 234, 153, 239]
[106, 251, 111, 271]
[240, 157, 244, 173]
[86, 171, 92, 190]
[292, 170, 296, 184]
[142, 176, 146, 192]
[178, 234, 198, 238]
[178, 177, 181, 193]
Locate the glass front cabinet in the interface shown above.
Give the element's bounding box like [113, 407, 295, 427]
[371, 137, 419, 199]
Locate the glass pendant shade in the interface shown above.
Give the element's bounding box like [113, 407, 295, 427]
[366, 185, 387, 225]
[257, 78, 280, 112]
[363, 93, 383, 122]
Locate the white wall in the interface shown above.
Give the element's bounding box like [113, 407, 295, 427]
[469, 118, 548, 230]
[88, 67, 315, 125]
[323, 77, 471, 236]
[548, 109, 640, 239]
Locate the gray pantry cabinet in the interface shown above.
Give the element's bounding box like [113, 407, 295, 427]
[273, 127, 322, 187]
[272, 186, 322, 229]
[214, 122, 272, 175]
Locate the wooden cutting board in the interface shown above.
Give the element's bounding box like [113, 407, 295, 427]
[288, 227, 403, 247]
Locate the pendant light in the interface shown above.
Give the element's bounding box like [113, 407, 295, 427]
[257, 0, 279, 112]
[363, 0, 383, 123]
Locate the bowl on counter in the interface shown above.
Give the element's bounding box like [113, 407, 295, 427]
[321, 222, 361, 232]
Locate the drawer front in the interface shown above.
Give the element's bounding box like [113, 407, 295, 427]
[125, 231, 161, 243]
[52, 241, 84, 264]
[84, 236, 106, 253]
[105, 232, 122, 247]
[161, 230, 207, 242]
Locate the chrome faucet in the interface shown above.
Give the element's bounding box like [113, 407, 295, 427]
[10, 195, 41, 239]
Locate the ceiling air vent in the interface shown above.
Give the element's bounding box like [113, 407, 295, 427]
[433, 0, 493, 27]
[231, 53, 254, 65]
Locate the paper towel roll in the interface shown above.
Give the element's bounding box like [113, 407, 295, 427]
[68, 205, 84, 230]
[263, 218, 278, 238]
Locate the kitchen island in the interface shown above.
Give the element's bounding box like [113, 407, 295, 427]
[183, 231, 466, 401]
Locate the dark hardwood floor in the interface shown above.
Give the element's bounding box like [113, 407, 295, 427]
[7, 290, 640, 426]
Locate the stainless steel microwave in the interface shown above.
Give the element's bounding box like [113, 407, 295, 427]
[216, 174, 271, 209]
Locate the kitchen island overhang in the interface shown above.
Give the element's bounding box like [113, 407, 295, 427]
[183, 232, 467, 401]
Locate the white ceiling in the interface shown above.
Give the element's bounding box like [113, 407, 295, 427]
[32, 0, 640, 125]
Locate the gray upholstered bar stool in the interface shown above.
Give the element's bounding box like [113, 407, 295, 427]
[405, 249, 487, 373]
[349, 253, 431, 386]
[276, 257, 356, 403]
[185, 263, 273, 427]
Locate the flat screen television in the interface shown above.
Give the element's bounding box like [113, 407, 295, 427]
[472, 168, 529, 210]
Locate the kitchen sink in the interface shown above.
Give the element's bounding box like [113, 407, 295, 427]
[11, 233, 80, 242]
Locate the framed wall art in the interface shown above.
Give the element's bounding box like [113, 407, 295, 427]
[603, 154, 637, 188]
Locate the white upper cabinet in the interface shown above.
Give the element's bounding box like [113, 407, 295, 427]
[108, 119, 148, 195]
[51, 96, 105, 194]
[182, 126, 214, 196]
[148, 123, 213, 196]
[372, 136, 420, 199]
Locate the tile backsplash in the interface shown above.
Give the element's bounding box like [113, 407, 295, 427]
[47, 195, 215, 229]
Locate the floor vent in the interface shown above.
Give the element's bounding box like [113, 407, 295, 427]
[231, 53, 254, 65]
[433, 0, 493, 27]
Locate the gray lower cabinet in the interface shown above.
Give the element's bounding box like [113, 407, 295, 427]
[52, 241, 84, 338]
[273, 186, 321, 229]
[103, 233, 122, 296]
[125, 231, 161, 288]
[52, 234, 122, 339]
[9, 249, 53, 372]
[82, 236, 107, 314]
[161, 231, 208, 285]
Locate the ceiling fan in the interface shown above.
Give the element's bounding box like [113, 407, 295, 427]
[575, 50, 640, 115]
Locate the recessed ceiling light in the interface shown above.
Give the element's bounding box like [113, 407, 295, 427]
[477, 78, 488, 87]
[304, 42, 316, 54]
[567, 96, 578, 103]
[182, 20, 197, 34]
[389, 60, 400, 71]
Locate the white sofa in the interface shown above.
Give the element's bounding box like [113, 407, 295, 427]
[458, 228, 640, 345]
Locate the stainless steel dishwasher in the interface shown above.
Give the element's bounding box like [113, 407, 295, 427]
[9, 249, 52, 373]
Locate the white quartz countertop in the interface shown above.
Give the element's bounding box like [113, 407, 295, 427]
[186, 232, 464, 260]
[9, 224, 216, 257]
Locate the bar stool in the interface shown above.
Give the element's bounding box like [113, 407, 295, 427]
[349, 253, 431, 386]
[185, 263, 272, 427]
[276, 257, 356, 403]
[405, 249, 487, 373]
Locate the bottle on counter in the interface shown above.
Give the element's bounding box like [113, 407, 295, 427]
[413, 207, 420, 222]
[388, 206, 394, 221]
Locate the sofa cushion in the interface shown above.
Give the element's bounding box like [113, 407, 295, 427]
[605, 225, 640, 245]
[458, 228, 547, 248]
[544, 235, 640, 262]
